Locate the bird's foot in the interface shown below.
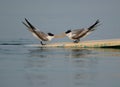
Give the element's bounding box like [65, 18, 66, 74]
[73, 39, 80, 43]
[40, 41, 46, 45]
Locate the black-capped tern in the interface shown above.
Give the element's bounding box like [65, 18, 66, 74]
[65, 20, 100, 43]
[22, 18, 55, 45]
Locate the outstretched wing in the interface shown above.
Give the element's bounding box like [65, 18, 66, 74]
[72, 29, 84, 35]
[22, 18, 49, 41]
[71, 20, 100, 39]
[72, 28, 88, 39]
[33, 31, 49, 41]
[88, 19, 100, 31]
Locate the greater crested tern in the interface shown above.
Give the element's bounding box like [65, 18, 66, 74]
[65, 19, 100, 43]
[22, 18, 55, 45]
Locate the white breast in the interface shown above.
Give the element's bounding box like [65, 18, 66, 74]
[66, 32, 75, 39]
[47, 36, 54, 41]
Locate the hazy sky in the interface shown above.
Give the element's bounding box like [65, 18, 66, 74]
[0, 0, 120, 41]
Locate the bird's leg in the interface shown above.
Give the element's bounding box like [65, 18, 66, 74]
[73, 40, 77, 43]
[73, 39, 80, 43]
[40, 41, 46, 45]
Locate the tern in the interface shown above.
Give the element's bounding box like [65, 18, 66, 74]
[65, 19, 100, 43]
[22, 18, 55, 45]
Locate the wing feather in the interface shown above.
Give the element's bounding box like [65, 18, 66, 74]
[22, 18, 49, 41]
[72, 28, 88, 39]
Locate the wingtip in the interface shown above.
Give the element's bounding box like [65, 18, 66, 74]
[22, 21, 30, 29]
[96, 19, 100, 23]
[88, 19, 100, 30]
[96, 19, 101, 26]
[24, 18, 36, 29]
[24, 18, 29, 23]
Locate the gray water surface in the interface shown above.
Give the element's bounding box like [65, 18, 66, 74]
[0, 40, 120, 87]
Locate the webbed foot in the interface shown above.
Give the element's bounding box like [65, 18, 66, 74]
[40, 41, 46, 45]
[73, 39, 80, 43]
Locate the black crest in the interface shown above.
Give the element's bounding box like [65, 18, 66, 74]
[65, 30, 71, 34]
[48, 33, 54, 36]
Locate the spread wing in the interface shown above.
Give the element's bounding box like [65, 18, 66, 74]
[22, 18, 49, 41]
[72, 28, 88, 39]
[33, 31, 49, 41]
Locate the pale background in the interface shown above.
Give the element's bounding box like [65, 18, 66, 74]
[0, 0, 120, 42]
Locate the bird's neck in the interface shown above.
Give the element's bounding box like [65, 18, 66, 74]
[47, 36, 54, 41]
[66, 32, 73, 39]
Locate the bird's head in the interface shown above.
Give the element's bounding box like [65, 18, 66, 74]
[48, 33, 54, 36]
[65, 30, 71, 34]
[47, 33, 55, 41]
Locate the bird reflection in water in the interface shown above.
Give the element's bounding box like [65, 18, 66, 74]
[25, 48, 51, 87]
[28, 48, 49, 58]
[67, 48, 92, 58]
[25, 47, 98, 87]
[69, 49, 98, 86]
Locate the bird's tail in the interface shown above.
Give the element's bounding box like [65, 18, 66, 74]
[88, 19, 100, 31]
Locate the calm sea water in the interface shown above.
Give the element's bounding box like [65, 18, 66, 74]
[0, 39, 120, 87]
